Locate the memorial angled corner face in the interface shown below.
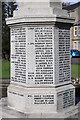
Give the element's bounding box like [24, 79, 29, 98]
[54, 26, 71, 84]
[11, 27, 26, 84]
[11, 24, 71, 86]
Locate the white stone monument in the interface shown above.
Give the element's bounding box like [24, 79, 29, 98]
[6, 0, 77, 118]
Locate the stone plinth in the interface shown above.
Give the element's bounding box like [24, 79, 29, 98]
[6, 0, 76, 118]
[8, 84, 75, 114]
[0, 98, 79, 118]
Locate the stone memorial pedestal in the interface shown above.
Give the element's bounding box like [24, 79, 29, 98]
[6, 0, 77, 118]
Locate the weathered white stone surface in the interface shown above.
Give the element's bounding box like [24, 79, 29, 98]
[13, 0, 66, 18]
[17, 0, 62, 8]
[6, 0, 74, 25]
[7, 83, 76, 115]
[10, 25, 72, 86]
[5, 0, 76, 118]
[0, 98, 79, 118]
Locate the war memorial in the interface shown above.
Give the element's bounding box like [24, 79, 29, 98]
[0, 0, 79, 118]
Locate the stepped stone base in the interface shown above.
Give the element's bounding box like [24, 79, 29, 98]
[0, 83, 78, 118]
[0, 98, 79, 119]
[7, 84, 75, 114]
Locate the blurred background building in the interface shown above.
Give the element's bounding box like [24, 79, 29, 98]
[63, 2, 80, 51]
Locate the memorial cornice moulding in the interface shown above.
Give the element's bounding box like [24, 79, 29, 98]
[6, 15, 75, 26]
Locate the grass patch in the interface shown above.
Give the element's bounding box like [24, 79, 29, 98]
[0, 60, 10, 79]
[71, 64, 80, 78]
